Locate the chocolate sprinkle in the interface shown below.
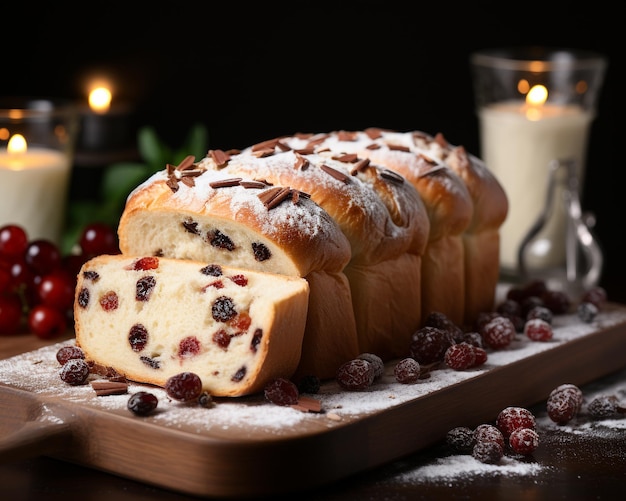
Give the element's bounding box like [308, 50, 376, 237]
[320, 164, 350, 183]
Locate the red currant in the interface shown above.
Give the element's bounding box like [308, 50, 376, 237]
[24, 239, 62, 275]
[0, 294, 23, 335]
[0, 224, 29, 258]
[37, 270, 75, 311]
[79, 222, 119, 256]
[28, 304, 67, 339]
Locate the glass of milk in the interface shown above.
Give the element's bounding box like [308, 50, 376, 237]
[0, 99, 79, 246]
[470, 47, 607, 286]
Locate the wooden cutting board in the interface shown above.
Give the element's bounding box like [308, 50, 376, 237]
[2, 305, 626, 498]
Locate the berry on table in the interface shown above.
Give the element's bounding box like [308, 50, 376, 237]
[127, 391, 159, 416]
[264, 377, 299, 405]
[336, 358, 375, 390]
[444, 342, 476, 371]
[446, 426, 475, 453]
[59, 358, 90, 385]
[524, 318, 553, 342]
[165, 372, 203, 401]
[508, 427, 539, 455]
[472, 440, 503, 464]
[394, 357, 421, 383]
[496, 406, 536, 438]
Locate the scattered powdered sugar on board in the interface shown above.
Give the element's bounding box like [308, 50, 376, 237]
[384, 358, 626, 486]
[1, 306, 626, 437]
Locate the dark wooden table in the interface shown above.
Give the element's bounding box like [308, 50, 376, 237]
[1, 332, 625, 500]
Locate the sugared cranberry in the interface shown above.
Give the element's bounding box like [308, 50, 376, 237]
[264, 377, 299, 406]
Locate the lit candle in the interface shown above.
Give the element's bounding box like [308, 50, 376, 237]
[76, 79, 133, 155]
[478, 85, 593, 272]
[0, 134, 72, 244]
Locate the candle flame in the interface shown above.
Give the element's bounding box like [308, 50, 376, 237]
[526, 85, 548, 106]
[7, 134, 27, 154]
[88, 86, 112, 114]
[524, 84, 548, 120]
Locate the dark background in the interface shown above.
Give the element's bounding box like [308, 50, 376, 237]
[2, 1, 623, 300]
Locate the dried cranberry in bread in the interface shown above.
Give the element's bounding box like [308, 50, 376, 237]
[74, 255, 310, 397]
[250, 131, 473, 326]
[118, 166, 358, 379]
[198, 148, 430, 362]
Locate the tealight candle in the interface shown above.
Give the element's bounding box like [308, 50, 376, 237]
[0, 99, 78, 245]
[471, 48, 607, 280]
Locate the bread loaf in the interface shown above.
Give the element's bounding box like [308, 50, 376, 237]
[248, 131, 477, 326]
[74, 255, 310, 397]
[196, 148, 431, 362]
[118, 165, 358, 379]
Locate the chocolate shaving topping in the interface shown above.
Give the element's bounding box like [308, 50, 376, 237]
[252, 148, 276, 158]
[434, 132, 448, 148]
[240, 180, 269, 189]
[91, 380, 129, 396]
[258, 186, 291, 209]
[209, 149, 230, 167]
[294, 152, 310, 171]
[388, 144, 411, 153]
[337, 130, 358, 141]
[305, 134, 329, 148]
[380, 169, 405, 184]
[294, 132, 314, 139]
[181, 176, 195, 188]
[165, 155, 203, 192]
[418, 164, 448, 178]
[294, 147, 315, 155]
[364, 127, 384, 139]
[178, 154, 196, 171]
[418, 153, 438, 165]
[350, 158, 370, 175]
[275, 140, 291, 152]
[257, 186, 308, 209]
[320, 164, 350, 183]
[366, 143, 381, 150]
[209, 177, 243, 188]
[252, 138, 280, 152]
[166, 177, 179, 192]
[332, 153, 359, 163]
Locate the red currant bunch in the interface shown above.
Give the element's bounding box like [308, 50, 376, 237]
[0, 222, 119, 339]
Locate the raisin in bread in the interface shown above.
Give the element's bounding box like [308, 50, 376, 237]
[74, 255, 310, 397]
[194, 148, 430, 363]
[118, 166, 358, 379]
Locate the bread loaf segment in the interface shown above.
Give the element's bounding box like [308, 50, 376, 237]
[199, 148, 430, 361]
[119, 169, 350, 276]
[74, 256, 310, 397]
[271, 131, 474, 326]
[440, 139, 508, 324]
[119, 169, 359, 379]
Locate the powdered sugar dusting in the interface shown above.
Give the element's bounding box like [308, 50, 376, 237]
[2, 306, 625, 438]
[393, 454, 545, 484]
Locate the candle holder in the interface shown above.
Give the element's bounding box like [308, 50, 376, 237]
[518, 158, 603, 296]
[0, 98, 79, 245]
[470, 47, 607, 283]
